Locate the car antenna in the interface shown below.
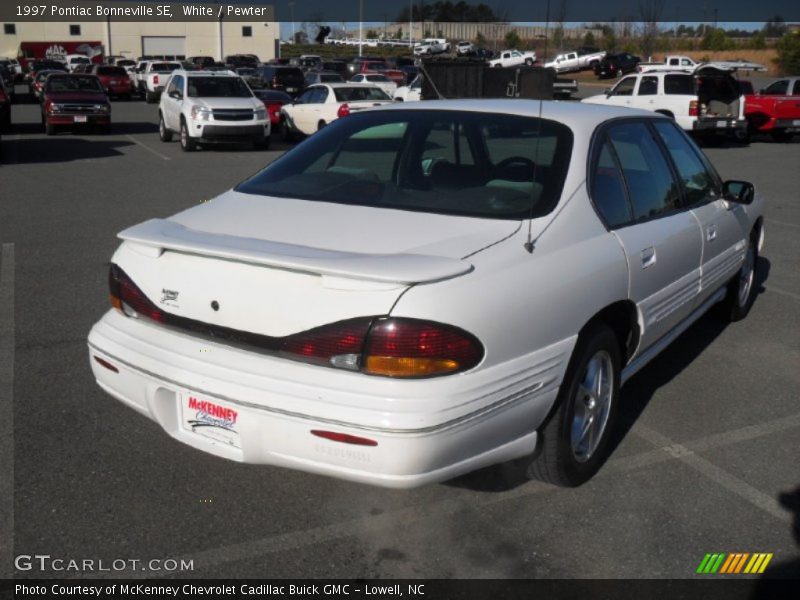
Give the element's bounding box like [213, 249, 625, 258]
[524, 0, 550, 253]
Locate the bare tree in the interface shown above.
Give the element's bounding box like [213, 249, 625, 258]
[638, 0, 664, 60]
[553, 0, 568, 51]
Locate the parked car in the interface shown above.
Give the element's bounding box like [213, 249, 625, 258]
[88, 101, 764, 489]
[304, 71, 345, 88]
[740, 79, 800, 141]
[545, 49, 605, 73]
[321, 60, 349, 79]
[40, 73, 111, 135]
[356, 61, 405, 86]
[350, 73, 397, 97]
[489, 50, 537, 68]
[254, 66, 305, 97]
[64, 54, 92, 72]
[456, 41, 475, 55]
[235, 67, 261, 89]
[413, 39, 449, 56]
[90, 65, 132, 99]
[158, 70, 271, 151]
[346, 56, 386, 77]
[393, 75, 422, 102]
[27, 60, 67, 82]
[252, 89, 292, 127]
[188, 56, 216, 69]
[140, 61, 182, 103]
[582, 69, 748, 142]
[0, 76, 11, 132]
[595, 53, 641, 79]
[637, 55, 766, 74]
[279, 83, 392, 138]
[29, 70, 61, 102]
[224, 54, 260, 69]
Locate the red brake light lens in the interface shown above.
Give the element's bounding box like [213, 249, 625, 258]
[337, 103, 350, 118]
[109, 264, 165, 323]
[153, 74, 159, 85]
[280, 319, 373, 369]
[689, 99, 699, 117]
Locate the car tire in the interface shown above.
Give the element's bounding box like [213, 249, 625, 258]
[770, 129, 792, 143]
[718, 230, 758, 322]
[180, 119, 196, 151]
[45, 121, 55, 136]
[317, 120, 326, 132]
[145, 91, 155, 104]
[521, 322, 621, 487]
[159, 113, 173, 142]
[280, 121, 295, 143]
[734, 127, 751, 145]
[525, 58, 533, 66]
[254, 134, 271, 150]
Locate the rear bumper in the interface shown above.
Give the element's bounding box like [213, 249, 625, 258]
[692, 118, 747, 132]
[87, 310, 567, 488]
[774, 118, 800, 130]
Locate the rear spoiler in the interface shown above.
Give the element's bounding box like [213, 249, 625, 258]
[118, 219, 473, 285]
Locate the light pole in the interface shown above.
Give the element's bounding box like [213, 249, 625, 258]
[288, 1, 295, 44]
[358, 0, 363, 57]
[409, 0, 413, 48]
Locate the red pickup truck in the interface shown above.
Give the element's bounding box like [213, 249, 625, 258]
[40, 73, 111, 135]
[740, 78, 800, 142]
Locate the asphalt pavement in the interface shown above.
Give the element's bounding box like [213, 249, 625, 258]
[1, 86, 799, 581]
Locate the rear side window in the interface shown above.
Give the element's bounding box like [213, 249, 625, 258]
[664, 75, 695, 95]
[607, 122, 680, 221]
[590, 137, 633, 228]
[637, 76, 658, 96]
[763, 80, 788, 95]
[793, 80, 800, 95]
[653, 121, 719, 205]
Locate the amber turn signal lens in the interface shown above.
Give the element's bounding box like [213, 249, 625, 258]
[364, 356, 460, 377]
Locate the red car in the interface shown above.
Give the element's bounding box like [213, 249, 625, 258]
[90, 65, 132, 99]
[252, 89, 292, 126]
[40, 73, 111, 135]
[357, 61, 405, 86]
[740, 78, 800, 142]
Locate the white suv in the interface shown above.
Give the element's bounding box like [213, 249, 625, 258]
[158, 70, 271, 151]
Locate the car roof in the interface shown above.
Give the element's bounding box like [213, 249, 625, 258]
[313, 83, 385, 89]
[177, 69, 238, 77]
[375, 99, 660, 128]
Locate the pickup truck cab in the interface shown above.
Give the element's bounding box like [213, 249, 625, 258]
[582, 69, 747, 143]
[489, 50, 536, 68]
[741, 77, 800, 141]
[639, 55, 766, 74]
[40, 73, 111, 135]
[545, 49, 605, 73]
[158, 70, 271, 151]
[139, 61, 181, 103]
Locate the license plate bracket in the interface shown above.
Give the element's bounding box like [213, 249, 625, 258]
[74, 115, 88, 123]
[181, 392, 241, 449]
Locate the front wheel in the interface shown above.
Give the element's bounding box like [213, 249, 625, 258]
[253, 134, 271, 150]
[718, 232, 758, 322]
[180, 120, 197, 151]
[159, 113, 173, 142]
[522, 322, 621, 487]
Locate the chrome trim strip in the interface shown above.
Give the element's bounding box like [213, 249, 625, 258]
[88, 341, 551, 435]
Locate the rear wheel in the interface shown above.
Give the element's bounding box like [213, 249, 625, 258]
[522, 322, 621, 487]
[145, 91, 156, 104]
[180, 119, 196, 151]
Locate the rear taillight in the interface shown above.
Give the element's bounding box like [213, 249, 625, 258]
[689, 100, 699, 117]
[109, 264, 165, 323]
[153, 74, 159, 85]
[108, 266, 483, 377]
[337, 103, 350, 118]
[362, 318, 483, 377]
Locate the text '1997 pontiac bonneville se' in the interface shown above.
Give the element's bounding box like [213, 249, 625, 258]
[88, 101, 764, 488]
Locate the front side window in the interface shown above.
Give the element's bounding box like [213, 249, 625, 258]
[606, 122, 680, 221]
[333, 87, 390, 102]
[236, 110, 574, 220]
[653, 121, 719, 205]
[611, 77, 636, 96]
[590, 136, 632, 228]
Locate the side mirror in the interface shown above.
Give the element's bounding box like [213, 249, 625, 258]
[723, 180, 755, 205]
[604, 88, 612, 96]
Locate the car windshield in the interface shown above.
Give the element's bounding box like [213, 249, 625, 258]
[333, 87, 391, 101]
[46, 76, 103, 92]
[236, 110, 573, 220]
[187, 77, 252, 98]
[152, 63, 180, 72]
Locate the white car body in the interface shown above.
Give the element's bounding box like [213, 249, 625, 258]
[638, 55, 767, 74]
[545, 50, 605, 73]
[158, 70, 270, 148]
[582, 70, 747, 135]
[456, 41, 474, 55]
[64, 54, 91, 72]
[280, 83, 392, 136]
[413, 39, 449, 56]
[140, 61, 182, 102]
[88, 100, 764, 489]
[489, 50, 536, 68]
[350, 73, 397, 97]
[393, 75, 422, 102]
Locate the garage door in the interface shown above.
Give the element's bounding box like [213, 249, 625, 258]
[141, 36, 186, 59]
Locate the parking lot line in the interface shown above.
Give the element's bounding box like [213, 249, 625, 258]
[0, 243, 15, 580]
[125, 134, 171, 161]
[85, 409, 800, 579]
[765, 218, 800, 230]
[766, 285, 800, 302]
[633, 424, 790, 524]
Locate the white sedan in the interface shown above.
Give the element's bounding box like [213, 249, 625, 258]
[349, 73, 397, 98]
[88, 101, 764, 489]
[279, 83, 392, 138]
[393, 75, 422, 102]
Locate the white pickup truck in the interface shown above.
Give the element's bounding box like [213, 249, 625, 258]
[545, 49, 606, 73]
[137, 61, 181, 103]
[638, 55, 766, 73]
[489, 50, 536, 68]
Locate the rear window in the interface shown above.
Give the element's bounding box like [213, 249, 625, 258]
[320, 73, 343, 82]
[333, 87, 391, 102]
[97, 66, 127, 76]
[664, 74, 695, 95]
[152, 63, 180, 72]
[236, 110, 574, 220]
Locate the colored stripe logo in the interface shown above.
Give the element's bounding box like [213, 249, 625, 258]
[696, 553, 773, 574]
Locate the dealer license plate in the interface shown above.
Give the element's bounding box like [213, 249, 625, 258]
[181, 392, 241, 449]
[73, 115, 88, 123]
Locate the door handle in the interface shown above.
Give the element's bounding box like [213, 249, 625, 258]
[641, 247, 656, 269]
[706, 225, 717, 242]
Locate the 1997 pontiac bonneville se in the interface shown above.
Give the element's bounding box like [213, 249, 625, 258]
[88, 101, 764, 488]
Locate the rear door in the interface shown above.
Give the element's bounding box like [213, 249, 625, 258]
[592, 121, 703, 352]
[652, 120, 748, 306]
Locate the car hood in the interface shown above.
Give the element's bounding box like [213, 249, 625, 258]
[188, 97, 262, 110]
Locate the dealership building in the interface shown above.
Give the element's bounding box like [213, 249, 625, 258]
[1, 18, 278, 63]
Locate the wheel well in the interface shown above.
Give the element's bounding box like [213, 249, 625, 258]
[581, 301, 639, 366]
